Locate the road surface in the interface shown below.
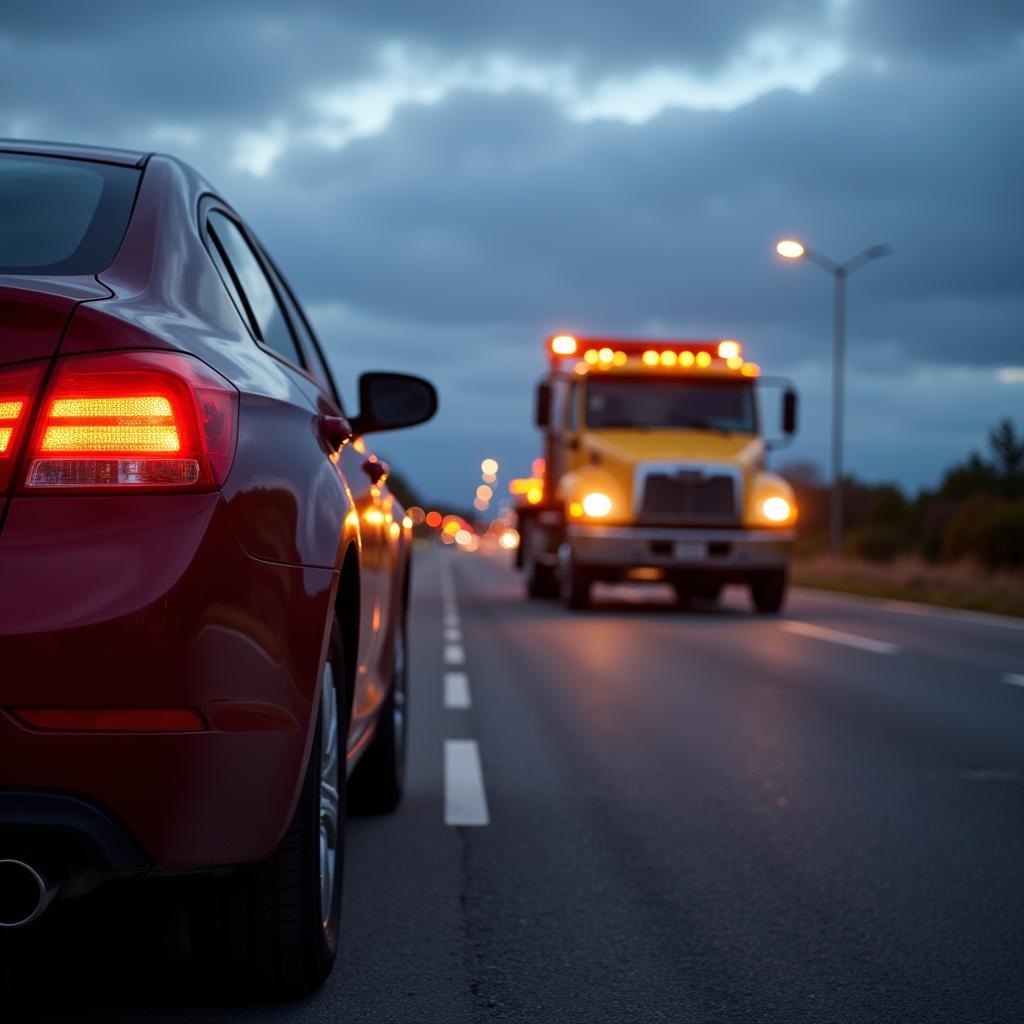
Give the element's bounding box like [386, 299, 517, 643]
[10, 546, 1024, 1022]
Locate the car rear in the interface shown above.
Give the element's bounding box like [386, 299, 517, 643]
[0, 147, 330, 946]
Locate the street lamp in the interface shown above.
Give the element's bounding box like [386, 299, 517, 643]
[776, 238, 892, 555]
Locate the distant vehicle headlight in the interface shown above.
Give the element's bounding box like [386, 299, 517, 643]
[762, 496, 792, 522]
[581, 492, 613, 518]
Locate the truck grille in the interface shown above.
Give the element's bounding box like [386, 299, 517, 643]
[638, 470, 738, 525]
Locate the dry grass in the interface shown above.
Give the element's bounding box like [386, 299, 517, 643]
[792, 555, 1024, 618]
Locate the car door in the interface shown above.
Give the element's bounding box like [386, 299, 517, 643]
[250, 239, 392, 743]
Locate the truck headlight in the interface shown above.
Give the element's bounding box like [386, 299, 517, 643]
[581, 492, 613, 518]
[761, 496, 793, 523]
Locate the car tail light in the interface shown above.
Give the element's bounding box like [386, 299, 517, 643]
[24, 351, 237, 492]
[0, 363, 45, 490]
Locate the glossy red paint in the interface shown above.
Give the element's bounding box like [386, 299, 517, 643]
[0, 142, 428, 877]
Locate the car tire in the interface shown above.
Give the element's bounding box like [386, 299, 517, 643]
[189, 616, 345, 998]
[347, 612, 408, 815]
[750, 570, 788, 614]
[523, 520, 558, 599]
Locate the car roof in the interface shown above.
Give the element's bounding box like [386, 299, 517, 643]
[0, 138, 149, 168]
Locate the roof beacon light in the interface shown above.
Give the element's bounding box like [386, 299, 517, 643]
[717, 340, 741, 360]
[550, 334, 578, 356]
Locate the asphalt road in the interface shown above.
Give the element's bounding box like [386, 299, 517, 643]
[9, 546, 1024, 1022]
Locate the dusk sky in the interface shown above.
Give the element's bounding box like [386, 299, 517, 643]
[3, 1, 1022, 506]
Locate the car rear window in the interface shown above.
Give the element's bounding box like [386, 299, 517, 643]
[0, 153, 141, 275]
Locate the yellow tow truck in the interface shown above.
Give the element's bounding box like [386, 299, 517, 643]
[514, 334, 799, 611]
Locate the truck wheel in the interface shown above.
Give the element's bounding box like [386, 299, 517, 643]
[750, 570, 788, 614]
[348, 612, 408, 814]
[523, 521, 558, 598]
[561, 552, 591, 610]
[190, 616, 345, 997]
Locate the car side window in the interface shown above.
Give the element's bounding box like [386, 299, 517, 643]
[207, 212, 304, 369]
[263, 254, 341, 405]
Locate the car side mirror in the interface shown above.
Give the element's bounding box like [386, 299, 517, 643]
[782, 389, 798, 435]
[352, 372, 438, 435]
[535, 382, 551, 429]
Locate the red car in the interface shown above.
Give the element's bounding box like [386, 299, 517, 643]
[0, 140, 436, 994]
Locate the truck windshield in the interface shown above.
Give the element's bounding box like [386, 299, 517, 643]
[585, 376, 756, 432]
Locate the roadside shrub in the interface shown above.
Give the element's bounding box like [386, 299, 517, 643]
[972, 501, 1024, 569]
[845, 523, 910, 563]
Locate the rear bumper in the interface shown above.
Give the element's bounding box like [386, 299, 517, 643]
[0, 494, 335, 874]
[567, 524, 793, 576]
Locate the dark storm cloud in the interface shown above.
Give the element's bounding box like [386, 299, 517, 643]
[3, 0, 831, 74]
[2, 0, 1022, 496]
[251, 55, 1023, 370]
[850, 0, 1024, 58]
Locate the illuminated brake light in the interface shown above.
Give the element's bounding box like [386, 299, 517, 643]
[642, 350, 659, 366]
[0, 402, 22, 453]
[696, 351, 712, 368]
[24, 351, 237, 492]
[0, 364, 44, 489]
[680, 351, 695, 367]
[741, 362, 761, 377]
[660, 350, 677, 367]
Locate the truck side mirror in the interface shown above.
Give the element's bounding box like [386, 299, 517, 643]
[535, 382, 551, 429]
[782, 389, 798, 435]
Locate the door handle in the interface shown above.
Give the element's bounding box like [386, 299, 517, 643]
[362, 459, 389, 485]
[319, 415, 353, 449]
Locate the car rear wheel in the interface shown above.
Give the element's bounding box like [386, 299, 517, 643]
[189, 617, 345, 997]
[750, 570, 788, 614]
[347, 613, 408, 815]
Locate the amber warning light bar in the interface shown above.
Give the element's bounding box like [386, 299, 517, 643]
[546, 335, 759, 378]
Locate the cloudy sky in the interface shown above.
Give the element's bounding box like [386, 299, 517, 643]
[3, 1, 1022, 505]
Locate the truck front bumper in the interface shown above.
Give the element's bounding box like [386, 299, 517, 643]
[566, 524, 793, 579]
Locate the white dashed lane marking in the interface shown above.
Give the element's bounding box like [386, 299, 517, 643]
[444, 740, 489, 826]
[780, 620, 900, 655]
[444, 643, 465, 665]
[1004, 674, 1024, 689]
[444, 671, 472, 709]
[444, 627, 462, 643]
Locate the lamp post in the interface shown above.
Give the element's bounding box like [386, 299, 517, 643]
[776, 239, 891, 555]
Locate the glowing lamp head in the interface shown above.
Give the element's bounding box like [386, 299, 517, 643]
[642, 350, 659, 366]
[776, 239, 805, 259]
[762, 496, 792, 523]
[581, 491, 612, 518]
[551, 334, 578, 356]
[717, 340, 741, 360]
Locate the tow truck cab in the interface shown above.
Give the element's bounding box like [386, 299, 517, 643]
[514, 335, 798, 611]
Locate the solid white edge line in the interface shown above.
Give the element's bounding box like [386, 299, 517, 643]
[793, 587, 1024, 633]
[780, 620, 900, 655]
[444, 739, 489, 826]
[444, 643, 465, 665]
[444, 671, 472, 709]
[1004, 674, 1024, 689]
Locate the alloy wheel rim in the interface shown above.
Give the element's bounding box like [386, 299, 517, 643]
[392, 625, 407, 762]
[319, 662, 340, 928]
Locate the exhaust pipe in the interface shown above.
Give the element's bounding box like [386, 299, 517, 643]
[0, 859, 60, 928]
